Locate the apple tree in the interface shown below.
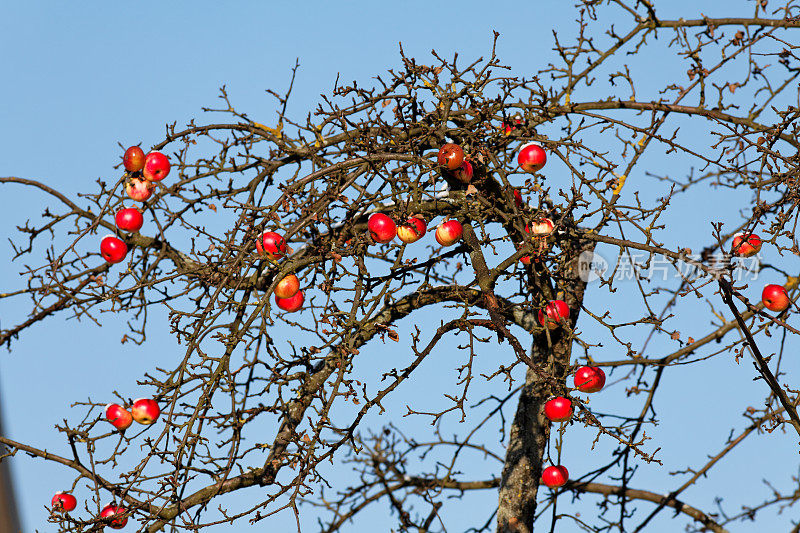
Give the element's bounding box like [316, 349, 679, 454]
[4, 1, 800, 531]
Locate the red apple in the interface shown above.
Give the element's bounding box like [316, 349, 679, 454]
[518, 142, 547, 173]
[51, 492, 77, 513]
[256, 231, 287, 260]
[105, 404, 133, 431]
[762, 284, 790, 312]
[123, 146, 145, 173]
[544, 396, 573, 423]
[100, 235, 128, 264]
[452, 160, 473, 183]
[731, 233, 762, 257]
[435, 220, 463, 246]
[541, 465, 569, 488]
[538, 300, 569, 330]
[143, 151, 170, 182]
[115, 208, 143, 233]
[131, 398, 160, 425]
[437, 143, 464, 170]
[513, 189, 523, 208]
[276, 290, 304, 312]
[125, 177, 154, 202]
[574, 366, 605, 393]
[396, 216, 427, 244]
[529, 218, 554, 236]
[368, 213, 396, 244]
[100, 504, 127, 529]
[275, 274, 300, 299]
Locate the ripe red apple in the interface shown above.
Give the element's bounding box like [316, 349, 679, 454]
[762, 284, 790, 312]
[518, 142, 547, 173]
[100, 235, 128, 264]
[276, 290, 304, 312]
[256, 231, 287, 260]
[368, 213, 396, 244]
[275, 274, 300, 299]
[397, 216, 427, 244]
[538, 300, 569, 330]
[435, 220, 463, 246]
[437, 143, 464, 170]
[105, 404, 133, 431]
[541, 465, 569, 488]
[115, 208, 143, 233]
[131, 398, 160, 425]
[125, 177, 154, 202]
[544, 396, 573, 423]
[452, 160, 473, 183]
[51, 492, 77, 513]
[574, 366, 606, 393]
[123, 146, 145, 173]
[513, 188, 523, 208]
[100, 504, 128, 529]
[731, 233, 762, 257]
[143, 151, 170, 182]
[529, 218, 554, 236]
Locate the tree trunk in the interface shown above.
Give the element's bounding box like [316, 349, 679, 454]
[0, 378, 21, 533]
[497, 238, 594, 533]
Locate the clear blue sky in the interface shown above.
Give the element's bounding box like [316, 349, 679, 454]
[2, 1, 797, 532]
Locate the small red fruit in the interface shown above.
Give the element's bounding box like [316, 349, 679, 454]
[731, 233, 762, 257]
[529, 218, 554, 236]
[762, 284, 790, 312]
[437, 143, 465, 170]
[100, 504, 128, 529]
[397, 216, 427, 244]
[256, 231, 287, 260]
[452, 160, 473, 183]
[435, 220, 463, 246]
[513, 189, 523, 208]
[538, 300, 569, 330]
[115, 208, 143, 233]
[131, 398, 160, 425]
[125, 177, 154, 202]
[51, 492, 77, 513]
[368, 213, 396, 244]
[544, 396, 573, 423]
[518, 142, 547, 173]
[105, 404, 133, 431]
[520, 218, 555, 264]
[100, 235, 128, 264]
[275, 274, 300, 299]
[123, 146, 145, 173]
[276, 290, 304, 312]
[541, 465, 569, 488]
[574, 366, 605, 393]
[143, 151, 171, 182]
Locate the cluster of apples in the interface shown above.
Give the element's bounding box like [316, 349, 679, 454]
[100, 146, 172, 265]
[731, 232, 793, 313]
[367, 213, 464, 247]
[51, 492, 128, 529]
[105, 398, 160, 430]
[49, 399, 160, 526]
[536, 299, 606, 489]
[365, 140, 550, 250]
[256, 231, 305, 312]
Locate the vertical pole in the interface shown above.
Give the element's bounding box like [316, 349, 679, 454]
[0, 377, 22, 533]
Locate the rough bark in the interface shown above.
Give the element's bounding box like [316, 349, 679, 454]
[0, 378, 21, 533]
[497, 237, 594, 533]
